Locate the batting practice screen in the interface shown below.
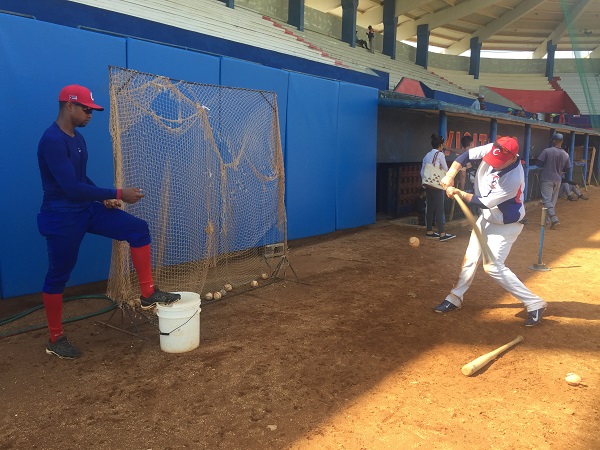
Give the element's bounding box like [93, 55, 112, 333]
[106, 66, 287, 305]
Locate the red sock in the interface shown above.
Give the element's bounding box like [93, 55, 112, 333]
[43, 293, 64, 343]
[130, 244, 155, 298]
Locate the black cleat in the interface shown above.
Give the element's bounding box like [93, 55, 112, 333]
[433, 300, 461, 313]
[140, 288, 181, 309]
[525, 308, 546, 327]
[46, 336, 82, 360]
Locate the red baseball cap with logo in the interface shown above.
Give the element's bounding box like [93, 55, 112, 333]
[58, 84, 104, 111]
[482, 136, 519, 169]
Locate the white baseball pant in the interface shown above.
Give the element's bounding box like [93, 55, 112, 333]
[445, 216, 547, 312]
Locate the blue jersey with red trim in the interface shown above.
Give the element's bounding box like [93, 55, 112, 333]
[38, 122, 116, 212]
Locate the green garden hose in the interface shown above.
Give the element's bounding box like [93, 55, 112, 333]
[0, 295, 117, 338]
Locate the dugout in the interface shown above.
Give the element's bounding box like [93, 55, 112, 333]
[376, 91, 600, 219]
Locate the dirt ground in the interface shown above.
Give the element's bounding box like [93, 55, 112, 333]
[1, 190, 599, 450]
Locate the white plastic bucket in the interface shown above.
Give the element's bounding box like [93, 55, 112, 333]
[156, 292, 201, 353]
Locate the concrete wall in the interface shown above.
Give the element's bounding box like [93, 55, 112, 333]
[305, 7, 342, 38]
[236, 0, 288, 22]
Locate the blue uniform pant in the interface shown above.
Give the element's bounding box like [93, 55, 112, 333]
[559, 182, 582, 198]
[38, 202, 150, 294]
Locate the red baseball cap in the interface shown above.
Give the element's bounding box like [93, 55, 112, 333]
[58, 84, 104, 111]
[482, 136, 519, 168]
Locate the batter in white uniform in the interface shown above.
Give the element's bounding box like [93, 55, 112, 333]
[433, 136, 547, 326]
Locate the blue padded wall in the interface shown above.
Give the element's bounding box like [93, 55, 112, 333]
[0, 14, 126, 298]
[0, 13, 381, 298]
[126, 38, 221, 85]
[336, 83, 378, 229]
[285, 73, 339, 240]
[220, 57, 289, 150]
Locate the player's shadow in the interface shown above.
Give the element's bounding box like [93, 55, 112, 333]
[490, 301, 600, 321]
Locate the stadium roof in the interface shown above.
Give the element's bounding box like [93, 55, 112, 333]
[306, 0, 600, 58]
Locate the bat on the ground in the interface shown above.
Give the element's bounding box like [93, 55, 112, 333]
[461, 335, 524, 376]
[453, 194, 495, 266]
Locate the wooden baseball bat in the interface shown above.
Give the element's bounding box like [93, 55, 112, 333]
[461, 335, 524, 376]
[453, 194, 495, 266]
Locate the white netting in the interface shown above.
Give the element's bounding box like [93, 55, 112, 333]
[107, 67, 287, 304]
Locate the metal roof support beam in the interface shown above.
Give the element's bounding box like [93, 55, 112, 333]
[532, 0, 592, 59]
[416, 24, 429, 69]
[356, 0, 427, 28]
[394, 0, 499, 42]
[382, 1, 397, 59]
[444, 0, 545, 56]
[288, 0, 304, 31]
[341, 0, 358, 46]
[395, 0, 430, 19]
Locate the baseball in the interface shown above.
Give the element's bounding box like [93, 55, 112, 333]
[219, 289, 227, 297]
[250, 280, 259, 287]
[565, 373, 582, 386]
[261, 273, 269, 280]
[224, 283, 233, 291]
[409, 237, 420, 247]
[213, 291, 222, 300]
[204, 292, 213, 301]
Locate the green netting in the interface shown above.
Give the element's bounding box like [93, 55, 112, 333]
[561, 0, 600, 130]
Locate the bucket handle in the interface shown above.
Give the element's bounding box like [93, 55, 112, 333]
[159, 309, 199, 336]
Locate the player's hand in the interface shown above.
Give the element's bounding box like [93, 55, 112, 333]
[121, 188, 145, 205]
[103, 199, 122, 209]
[446, 186, 460, 198]
[440, 175, 455, 189]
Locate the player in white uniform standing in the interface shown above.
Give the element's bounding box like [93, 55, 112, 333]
[432, 136, 547, 326]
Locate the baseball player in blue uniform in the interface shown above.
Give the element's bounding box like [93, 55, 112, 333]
[38, 84, 180, 359]
[432, 136, 547, 326]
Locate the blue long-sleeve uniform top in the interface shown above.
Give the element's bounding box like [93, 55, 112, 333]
[38, 122, 117, 212]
